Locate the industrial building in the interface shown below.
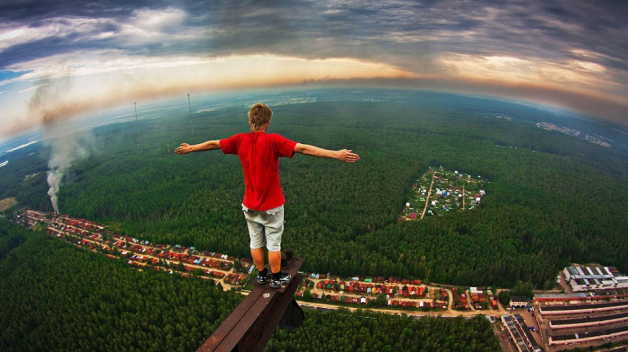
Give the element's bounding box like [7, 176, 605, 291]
[501, 314, 542, 352]
[538, 300, 628, 316]
[563, 265, 628, 292]
[549, 325, 628, 346]
[548, 312, 628, 330]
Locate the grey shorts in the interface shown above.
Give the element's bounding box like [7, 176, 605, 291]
[242, 204, 284, 252]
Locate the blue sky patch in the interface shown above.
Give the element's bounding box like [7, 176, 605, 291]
[0, 70, 31, 83]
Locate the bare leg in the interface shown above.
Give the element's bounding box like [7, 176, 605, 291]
[268, 250, 281, 274]
[251, 247, 265, 271]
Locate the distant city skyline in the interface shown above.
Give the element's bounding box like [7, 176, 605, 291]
[1, 0, 627, 142]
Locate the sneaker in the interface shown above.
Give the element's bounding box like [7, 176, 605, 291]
[256, 268, 270, 285]
[269, 272, 291, 289]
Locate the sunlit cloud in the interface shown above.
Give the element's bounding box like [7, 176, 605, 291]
[0, 18, 111, 52]
[6, 51, 416, 83]
[117, 7, 193, 44]
[569, 61, 606, 74]
[0, 25, 50, 51]
[438, 53, 620, 100]
[0, 7, 202, 62]
[5, 50, 209, 81]
[0, 53, 418, 139]
[18, 83, 48, 94]
[130, 8, 186, 31]
[570, 49, 609, 61]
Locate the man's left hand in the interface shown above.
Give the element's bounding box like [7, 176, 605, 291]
[175, 143, 192, 155]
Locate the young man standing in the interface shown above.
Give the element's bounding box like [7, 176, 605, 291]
[175, 103, 359, 288]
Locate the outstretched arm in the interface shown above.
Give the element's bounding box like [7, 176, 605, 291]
[294, 143, 360, 163]
[175, 140, 221, 155]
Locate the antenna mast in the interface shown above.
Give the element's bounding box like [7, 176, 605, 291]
[188, 94, 194, 138]
[134, 102, 139, 142]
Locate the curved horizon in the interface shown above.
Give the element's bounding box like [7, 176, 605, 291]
[1, 0, 628, 140]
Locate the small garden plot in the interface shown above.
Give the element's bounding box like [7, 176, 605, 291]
[399, 166, 489, 220]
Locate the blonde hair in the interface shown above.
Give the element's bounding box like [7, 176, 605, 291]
[248, 103, 273, 131]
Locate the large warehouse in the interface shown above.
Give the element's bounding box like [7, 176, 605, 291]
[564, 265, 628, 292]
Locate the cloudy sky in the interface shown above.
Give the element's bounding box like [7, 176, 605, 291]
[1, 0, 627, 141]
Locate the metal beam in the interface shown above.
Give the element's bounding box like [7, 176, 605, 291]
[197, 257, 305, 352]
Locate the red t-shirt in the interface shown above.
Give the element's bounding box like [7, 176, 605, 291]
[220, 132, 297, 211]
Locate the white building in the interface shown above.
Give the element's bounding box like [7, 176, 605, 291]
[563, 265, 628, 292]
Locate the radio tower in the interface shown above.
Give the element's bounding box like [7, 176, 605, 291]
[134, 102, 139, 141]
[188, 94, 193, 138]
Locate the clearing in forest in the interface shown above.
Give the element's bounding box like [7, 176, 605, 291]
[0, 197, 17, 212]
[399, 167, 488, 221]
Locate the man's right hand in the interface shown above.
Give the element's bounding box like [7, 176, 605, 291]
[337, 149, 360, 163]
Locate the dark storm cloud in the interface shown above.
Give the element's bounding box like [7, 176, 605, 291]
[1, 35, 105, 68]
[0, 0, 155, 20]
[0, 0, 303, 67]
[2, 0, 625, 70]
[460, 0, 628, 66]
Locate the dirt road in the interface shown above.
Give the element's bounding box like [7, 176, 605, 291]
[421, 171, 438, 219]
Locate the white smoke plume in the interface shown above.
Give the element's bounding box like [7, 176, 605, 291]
[45, 134, 90, 213]
[29, 76, 93, 214]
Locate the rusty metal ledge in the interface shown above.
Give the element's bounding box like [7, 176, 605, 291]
[197, 258, 304, 352]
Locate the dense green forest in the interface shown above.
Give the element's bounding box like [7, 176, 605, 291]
[0, 218, 241, 352]
[0, 219, 500, 351]
[3, 89, 628, 288]
[267, 309, 499, 352]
